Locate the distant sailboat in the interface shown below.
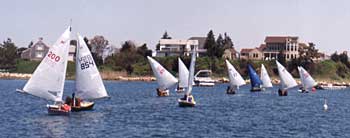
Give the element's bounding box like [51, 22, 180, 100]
[147, 56, 178, 96]
[176, 58, 189, 93]
[247, 64, 263, 92]
[260, 64, 273, 89]
[17, 26, 72, 115]
[225, 60, 246, 94]
[298, 66, 317, 93]
[67, 34, 109, 111]
[178, 46, 197, 107]
[276, 61, 298, 96]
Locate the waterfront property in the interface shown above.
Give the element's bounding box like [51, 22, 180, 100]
[21, 37, 76, 61]
[21, 37, 50, 61]
[156, 37, 207, 57]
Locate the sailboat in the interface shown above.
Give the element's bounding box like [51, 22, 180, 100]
[66, 34, 109, 111]
[276, 61, 298, 96]
[16, 26, 72, 115]
[147, 56, 178, 96]
[175, 58, 189, 93]
[178, 46, 197, 107]
[297, 66, 317, 93]
[247, 64, 263, 92]
[260, 64, 273, 89]
[225, 60, 246, 94]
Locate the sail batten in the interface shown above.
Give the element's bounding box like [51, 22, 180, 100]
[178, 58, 189, 88]
[148, 56, 178, 89]
[22, 26, 71, 102]
[75, 34, 109, 100]
[225, 60, 246, 87]
[261, 64, 273, 88]
[276, 61, 297, 89]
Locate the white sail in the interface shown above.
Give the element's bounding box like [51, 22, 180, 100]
[147, 56, 178, 89]
[260, 64, 273, 88]
[22, 26, 71, 102]
[225, 60, 246, 87]
[298, 66, 317, 89]
[186, 46, 197, 95]
[276, 61, 297, 89]
[297, 66, 303, 87]
[178, 58, 189, 88]
[75, 34, 109, 100]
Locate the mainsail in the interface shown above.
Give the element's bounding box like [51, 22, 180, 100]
[247, 64, 263, 88]
[260, 64, 273, 88]
[276, 61, 297, 89]
[147, 56, 178, 89]
[75, 34, 109, 100]
[186, 46, 197, 95]
[22, 26, 71, 102]
[225, 60, 246, 87]
[178, 58, 189, 88]
[298, 66, 317, 89]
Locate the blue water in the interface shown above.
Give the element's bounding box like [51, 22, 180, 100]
[1, 79, 350, 138]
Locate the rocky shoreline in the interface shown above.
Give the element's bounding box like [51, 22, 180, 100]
[1, 72, 350, 87]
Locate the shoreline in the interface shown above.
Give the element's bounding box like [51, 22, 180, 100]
[1, 72, 350, 86]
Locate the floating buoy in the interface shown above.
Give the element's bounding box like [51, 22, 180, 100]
[324, 99, 328, 111]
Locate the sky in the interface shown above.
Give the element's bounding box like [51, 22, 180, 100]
[1, 0, 349, 54]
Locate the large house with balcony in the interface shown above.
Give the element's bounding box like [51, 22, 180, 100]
[262, 36, 299, 60]
[156, 37, 207, 57]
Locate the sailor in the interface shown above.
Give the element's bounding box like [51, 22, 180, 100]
[72, 93, 76, 107]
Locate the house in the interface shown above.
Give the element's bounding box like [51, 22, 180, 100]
[188, 37, 207, 56]
[223, 48, 238, 60]
[156, 39, 199, 57]
[240, 48, 263, 60]
[21, 37, 50, 61]
[263, 36, 299, 60]
[21, 38, 76, 61]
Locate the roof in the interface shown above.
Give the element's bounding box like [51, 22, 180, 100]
[188, 37, 206, 49]
[264, 36, 298, 43]
[257, 44, 266, 51]
[240, 48, 254, 53]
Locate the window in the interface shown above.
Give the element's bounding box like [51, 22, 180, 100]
[36, 52, 43, 58]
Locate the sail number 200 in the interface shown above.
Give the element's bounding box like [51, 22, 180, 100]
[47, 51, 60, 62]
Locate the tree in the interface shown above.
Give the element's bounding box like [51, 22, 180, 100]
[204, 30, 216, 57]
[339, 52, 350, 68]
[137, 43, 152, 58]
[223, 32, 234, 49]
[331, 52, 340, 62]
[0, 38, 18, 69]
[156, 31, 172, 50]
[161, 31, 172, 39]
[215, 34, 225, 58]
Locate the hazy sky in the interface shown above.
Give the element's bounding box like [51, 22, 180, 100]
[1, 0, 349, 54]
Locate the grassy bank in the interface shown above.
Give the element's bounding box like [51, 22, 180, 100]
[8, 59, 350, 83]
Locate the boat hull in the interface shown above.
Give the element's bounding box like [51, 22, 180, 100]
[278, 89, 288, 96]
[250, 87, 262, 92]
[226, 86, 236, 94]
[157, 89, 169, 96]
[47, 105, 70, 115]
[71, 102, 94, 112]
[178, 99, 196, 107]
